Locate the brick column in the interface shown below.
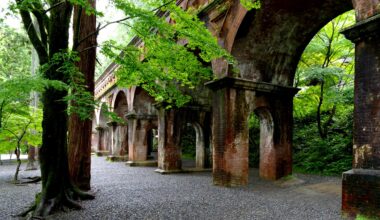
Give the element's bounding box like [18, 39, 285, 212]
[106, 123, 129, 162]
[95, 126, 109, 156]
[107, 121, 117, 155]
[155, 107, 183, 173]
[207, 78, 251, 186]
[258, 93, 296, 180]
[127, 115, 147, 161]
[207, 77, 299, 186]
[126, 113, 157, 166]
[341, 13, 380, 218]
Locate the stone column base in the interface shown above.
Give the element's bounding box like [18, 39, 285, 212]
[154, 168, 183, 174]
[106, 155, 129, 162]
[126, 160, 158, 167]
[95, 150, 110, 156]
[155, 168, 212, 174]
[342, 169, 380, 218]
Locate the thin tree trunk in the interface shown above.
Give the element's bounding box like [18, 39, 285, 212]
[13, 145, 21, 182]
[68, 0, 96, 191]
[317, 80, 325, 139]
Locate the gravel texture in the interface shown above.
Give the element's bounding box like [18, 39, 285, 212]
[0, 156, 343, 220]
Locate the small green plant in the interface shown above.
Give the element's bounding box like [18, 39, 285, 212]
[355, 214, 380, 220]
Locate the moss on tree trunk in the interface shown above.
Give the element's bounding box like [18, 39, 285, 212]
[17, 1, 95, 217]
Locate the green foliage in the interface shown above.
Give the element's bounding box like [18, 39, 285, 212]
[294, 10, 355, 119]
[292, 11, 355, 175]
[69, 0, 102, 16]
[0, 107, 42, 153]
[240, 0, 261, 10]
[293, 110, 353, 175]
[42, 52, 96, 120]
[355, 214, 380, 220]
[0, 22, 31, 80]
[180, 125, 196, 159]
[248, 113, 260, 167]
[102, 0, 233, 107]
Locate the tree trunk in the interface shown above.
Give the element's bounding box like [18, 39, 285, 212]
[68, 0, 97, 191]
[26, 145, 38, 171]
[13, 145, 21, 182]
[25, 3, 93, 217]
[317, 80, 326, 139]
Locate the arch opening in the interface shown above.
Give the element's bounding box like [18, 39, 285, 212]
[97, 103, 110, 153]
[180, 122, 207, 170]
[248, 112, 260, 168]
[292, 10, 355, 175]
[146, 128, 158, 160]
[111, 91, 128, 157]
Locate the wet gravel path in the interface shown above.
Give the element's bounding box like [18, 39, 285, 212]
[0, 157, 342, 219]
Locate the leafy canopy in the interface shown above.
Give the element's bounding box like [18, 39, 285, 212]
[294, 10, 355, 118]
[102, 0, 233, 107]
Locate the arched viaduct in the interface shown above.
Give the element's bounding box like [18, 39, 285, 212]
[93, 0, 380, 217]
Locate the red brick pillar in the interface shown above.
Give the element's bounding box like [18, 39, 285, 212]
[155, 107, 182, 173]
[257, 94, 295, 180]
[207, 78, 251, 186]
[127, 115, 148, 161]
[207, 77, 299, 186]
[125, 113, 158, 166]
[95, 126, 109, 156]
[341, 7, 380, 218]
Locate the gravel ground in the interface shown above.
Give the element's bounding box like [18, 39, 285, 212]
[0, 156, 343, 220]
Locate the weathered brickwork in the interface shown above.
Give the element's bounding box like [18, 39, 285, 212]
[341, 10, 380, 218]
[342, 169, 380, 218]
[352, 0, 380, 20]
[210, 86, 250, 186]
[206, 77, 298, 185]
[93, 0, 380, 217]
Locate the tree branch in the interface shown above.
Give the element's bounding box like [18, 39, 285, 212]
[3, 127, 18, 139]
[31, 1, 50, 46]
[44, 1, 65, 14]
[76, 0, 176, 48]
[16, 0, 48, 63]
[31, 9, 48, 48]
[78, 45, 99, 54]
[0, 100, 5, 129]
[317, 80, 326, 139]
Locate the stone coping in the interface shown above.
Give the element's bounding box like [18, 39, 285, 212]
[341, 13, 380, 42]
[205, 77, 300, 96]
[343, 168, 380, 178]
[125, 113, 158, 120]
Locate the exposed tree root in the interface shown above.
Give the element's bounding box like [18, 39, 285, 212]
[18, 187, 95, 219]
[20, 176, 42, 184]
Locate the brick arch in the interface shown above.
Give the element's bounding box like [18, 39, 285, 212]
[190, 121, 206, 169]
[111, 89, 128, 111]
[227, 0, 353, 85]
[133, 87, 156, 115]
[98, 102, 109, 127]
[254, 107, 276, 180]
[112, 90, 128, 118]
[94, 101, 107, 126]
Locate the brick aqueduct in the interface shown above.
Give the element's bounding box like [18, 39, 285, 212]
[92, 0, 380, 217]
